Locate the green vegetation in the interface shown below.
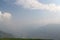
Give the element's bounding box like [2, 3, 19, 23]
[0, 38, 53, 40]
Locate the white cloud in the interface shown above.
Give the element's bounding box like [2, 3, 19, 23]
[0, 11, 12, 22]
[15, 0, 60, 12]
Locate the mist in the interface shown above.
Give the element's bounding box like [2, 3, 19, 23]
[0, 11, 60, 40]
[1, 0, 60, 40]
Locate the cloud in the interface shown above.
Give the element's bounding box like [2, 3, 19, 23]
[15, 0, 60, 12]
[0, 11, 12, 22]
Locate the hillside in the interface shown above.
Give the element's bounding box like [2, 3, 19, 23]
[0, 38, 53, 40]
[0, 31, 14, 38]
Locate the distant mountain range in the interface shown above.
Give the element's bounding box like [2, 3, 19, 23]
[0, 24, 60, 40]
[0, 31, 14, 38]
[20, 24, 60, 40]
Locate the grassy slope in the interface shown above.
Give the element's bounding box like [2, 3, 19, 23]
[0, 38, 53, 40]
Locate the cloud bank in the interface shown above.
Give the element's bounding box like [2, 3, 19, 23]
[15, 0, 60, 12]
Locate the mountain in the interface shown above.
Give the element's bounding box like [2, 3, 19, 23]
[0, 24, 60, 40]
[22, 24, 60, 40]
[0, 31, 14, 38]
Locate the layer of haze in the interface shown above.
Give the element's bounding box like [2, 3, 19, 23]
[1, 0, 60, 40]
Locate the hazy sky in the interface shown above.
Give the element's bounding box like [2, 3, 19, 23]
[0, 0, 60, 25]
[0, 0, 60, 38]
[1, 0, 60, 38]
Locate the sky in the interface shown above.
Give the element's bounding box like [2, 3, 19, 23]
[1, 0, 60, 25]
[1, 0, 60, 38]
